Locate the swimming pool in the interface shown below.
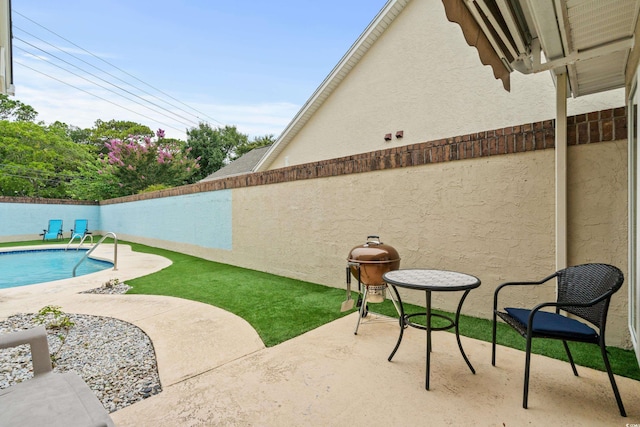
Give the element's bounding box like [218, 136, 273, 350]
[0, 249, 114, 289]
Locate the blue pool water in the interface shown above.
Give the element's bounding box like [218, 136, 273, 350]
[0, 249, 113, 289]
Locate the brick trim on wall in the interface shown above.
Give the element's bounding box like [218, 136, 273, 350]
[103, 107, 625, 205]
[8, 107, 621, 207]
[0, 196, 98, 205]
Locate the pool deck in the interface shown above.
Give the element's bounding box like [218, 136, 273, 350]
[1, 244, 639, 426]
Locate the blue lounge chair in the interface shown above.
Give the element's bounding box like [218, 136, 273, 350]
[69, 219, 93, 244]
[40, 219, 63, 240]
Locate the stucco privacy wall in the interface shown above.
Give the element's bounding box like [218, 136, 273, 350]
[0, 199, 99, 243]
[99, 190, 232, 251]
[223, 141, 628, 347]
[93, 108, 628, 347]
[267, 0, 624, 169]
[0, 111, 630, 347]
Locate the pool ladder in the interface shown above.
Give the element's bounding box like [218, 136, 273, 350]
[66, 231, 93, 248]
[72, 232, 118, 277]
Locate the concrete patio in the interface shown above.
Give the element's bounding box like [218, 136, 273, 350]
[1, 245, 639, 426]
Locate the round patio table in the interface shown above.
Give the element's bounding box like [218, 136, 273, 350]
[383, 268, 481, 390]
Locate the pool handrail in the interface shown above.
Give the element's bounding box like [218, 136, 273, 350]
[65, 232, 93, 250]
[72, 232, 118, 277]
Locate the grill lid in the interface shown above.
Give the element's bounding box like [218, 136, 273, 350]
[347, 236, 401, 286]
[347, 235, 400, 264]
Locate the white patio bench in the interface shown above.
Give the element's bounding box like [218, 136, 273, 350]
[0, 326, 114, 427]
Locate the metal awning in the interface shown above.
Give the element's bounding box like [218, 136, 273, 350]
[444, 0, 640, 97]
[442, 0, 511, 91]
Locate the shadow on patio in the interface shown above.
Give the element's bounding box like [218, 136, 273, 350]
[110, 311, 640, 426]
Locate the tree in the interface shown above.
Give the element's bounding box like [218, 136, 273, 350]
[0, 94, 38, 122]
[0, 120, 93, 198]
[185, 123, 249, 181]
[234, 134, 276, 159]
[48, 121, 93, 145]
[66, 158, 119, 201]
[94, 129, 200, 197]
[87, 119, 154, 154]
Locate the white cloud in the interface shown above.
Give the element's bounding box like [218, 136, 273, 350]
[12, 59, 299, 141]
[192, 101, 299, 136]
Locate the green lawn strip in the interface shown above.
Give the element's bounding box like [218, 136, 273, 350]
[2, 239, 639, 380]
[0, 239, 64, 247]
[120, 242, 352, 347]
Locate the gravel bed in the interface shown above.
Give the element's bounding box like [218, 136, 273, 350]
[0, 283, 161, 413]
[80, 283, 132, 294]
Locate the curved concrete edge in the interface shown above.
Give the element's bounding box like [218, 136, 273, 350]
[58, 294, 265, 386]
[0, 244, 265, 390]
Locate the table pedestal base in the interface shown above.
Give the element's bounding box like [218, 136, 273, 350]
[387, 286, 475, 390]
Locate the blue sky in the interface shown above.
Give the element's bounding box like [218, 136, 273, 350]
[11, 1, 389, 139]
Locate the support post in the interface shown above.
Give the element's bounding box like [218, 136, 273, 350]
[556, 72, 568, 270]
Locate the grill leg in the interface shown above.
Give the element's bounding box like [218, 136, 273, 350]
[354, 286, 368, 335]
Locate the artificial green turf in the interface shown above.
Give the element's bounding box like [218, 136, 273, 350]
[2, 238, 639, 380]
[0, 239, 57, 247]
[120, 242, 355, 347]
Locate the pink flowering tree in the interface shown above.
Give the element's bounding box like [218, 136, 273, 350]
[98, 129, 199, 197]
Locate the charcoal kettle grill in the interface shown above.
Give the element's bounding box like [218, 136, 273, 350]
[346, 235, 402, 334]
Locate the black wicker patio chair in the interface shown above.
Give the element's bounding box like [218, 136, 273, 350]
[491, 263, 626, 416]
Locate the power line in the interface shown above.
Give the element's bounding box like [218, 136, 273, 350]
[0, 164, 99, 183]
[14, 59, 187, 133]
[13, 10, 225, 127]
[13, 25, 206, 127]
[0, 168, 84, 184]
[0, 171, 73, 183]
[0, 163, 92, 178]
[0, 171, 104, 185]
[14, 42, 197, 129]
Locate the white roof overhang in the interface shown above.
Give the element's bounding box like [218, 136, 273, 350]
[450, 0, 640, 97]
[0, 0, 13, 95]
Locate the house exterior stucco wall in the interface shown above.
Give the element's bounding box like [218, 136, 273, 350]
[568, 141, 629, 345]
[267, 0, 623, 170]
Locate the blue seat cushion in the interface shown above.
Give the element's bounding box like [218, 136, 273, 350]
[505, 307, 597, 340]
